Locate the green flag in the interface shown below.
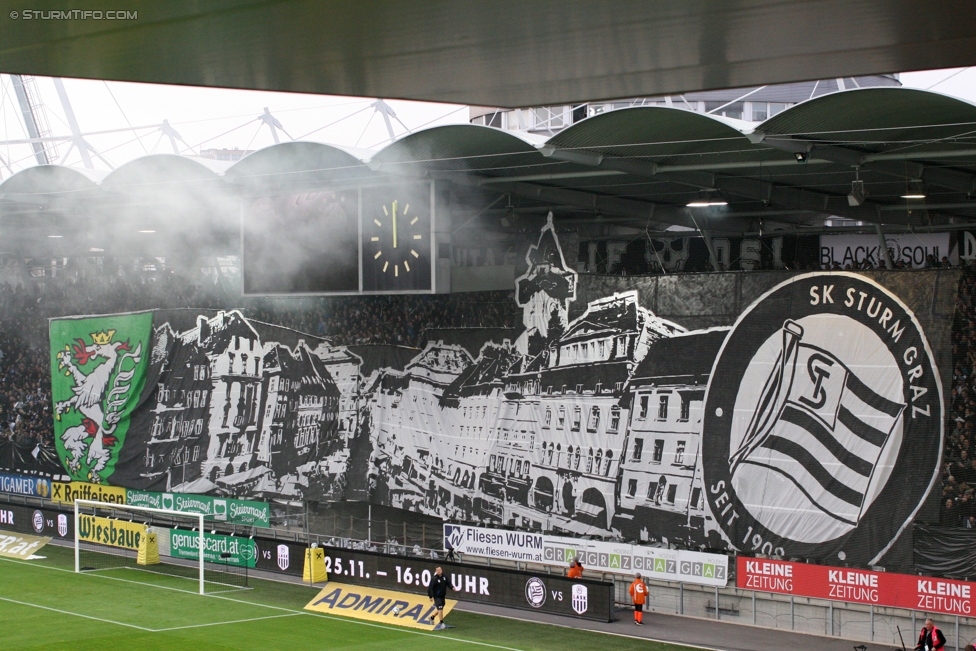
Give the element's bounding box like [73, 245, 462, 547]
[50, 312, 153, 484]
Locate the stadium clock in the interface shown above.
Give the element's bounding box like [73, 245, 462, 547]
[362, 183, 433, 292]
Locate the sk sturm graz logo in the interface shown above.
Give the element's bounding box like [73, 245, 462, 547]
[31, 510, 43, 533]
[51, 312, 151, 484]
[702, 273, 943, 565]
[525, 577, 546, 608]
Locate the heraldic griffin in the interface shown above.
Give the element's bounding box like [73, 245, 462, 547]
[55, 330, 141, 483]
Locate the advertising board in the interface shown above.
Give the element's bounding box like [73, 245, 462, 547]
[316, 545, 613, 622]
[444, 523, 728, 587]
[126, 490, 270, 527]
[305, 582, 457, 630]
[0, 472, 52, 498]
[78, 514, 145, 550]
[168, 529, 257, 568]
[0, 503, 73, 539]
[737, 556, 976, 617]
[51, 480, 125, 504]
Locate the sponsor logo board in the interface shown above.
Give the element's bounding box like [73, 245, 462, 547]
[305, 581, 455, 630]
[78, 514, 145, 550]
[738, 557, 976, 617]
[0, 472, 51, 497]
[444, 523, 728, 586]
[168, 529, 256, 568]
[0, 529, 51, 559]
[51, 481, 125, 504]
[126, 490, 270, 527]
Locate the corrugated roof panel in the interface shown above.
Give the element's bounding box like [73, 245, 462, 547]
[758, 88, 976, 152]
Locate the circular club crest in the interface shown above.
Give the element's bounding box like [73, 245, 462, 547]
[702, 272, 943, 565]
[525, 577, 547, 608]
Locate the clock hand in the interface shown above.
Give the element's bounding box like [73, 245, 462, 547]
[392, 200, 398, 249]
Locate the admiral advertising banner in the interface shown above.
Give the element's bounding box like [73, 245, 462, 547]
[44, 219, 956, 574]
[0, 530, 51, 559]
[305, 582, 457, 630]
[737, 556, 976, 617]
[443, 523, 728, 586]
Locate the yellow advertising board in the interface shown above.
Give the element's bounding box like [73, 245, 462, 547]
[0, 529, 51, 559]
[52, 481, 126, 505]
[77, 514, 145, 550]
[305, 582, 456, 630]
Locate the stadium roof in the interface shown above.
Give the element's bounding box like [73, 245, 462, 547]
[3, 86, 976, 254]
[1, 2, 975, 107]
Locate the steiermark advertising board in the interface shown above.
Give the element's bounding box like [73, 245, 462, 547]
[127, 490, 270, 527]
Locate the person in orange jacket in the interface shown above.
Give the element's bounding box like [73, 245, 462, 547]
[628, 573, 648, 625]
[567, 558, 584, 579]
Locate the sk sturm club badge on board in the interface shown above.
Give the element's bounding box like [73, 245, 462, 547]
[50, 312, 153, 484]
[702, 273, 943, 565]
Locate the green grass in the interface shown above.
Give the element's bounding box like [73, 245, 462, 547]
[0, 545, 704, 651]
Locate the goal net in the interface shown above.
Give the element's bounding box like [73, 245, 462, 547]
[74, 499, 251, 594]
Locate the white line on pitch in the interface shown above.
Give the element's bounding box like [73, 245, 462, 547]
[153, 613, 303, 631]
[0, 596, 155, 632]
[3, 556, 529, 651]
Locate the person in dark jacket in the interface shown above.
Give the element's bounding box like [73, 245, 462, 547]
[916, 618, 946, 651]
[427, 566, 452, 629]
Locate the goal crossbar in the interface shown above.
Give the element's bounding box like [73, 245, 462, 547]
[74, 499, 206, 594]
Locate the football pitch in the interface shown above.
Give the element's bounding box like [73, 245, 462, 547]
[0, 545, 704, 651]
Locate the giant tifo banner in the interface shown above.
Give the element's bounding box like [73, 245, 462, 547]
[443, 523, 727, 586]
[737, 557, 976, 617]
[45, 219, 955, 570]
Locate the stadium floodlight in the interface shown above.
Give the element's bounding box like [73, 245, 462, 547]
[848, 179, 866, 206]
[75, 499, 206, 595]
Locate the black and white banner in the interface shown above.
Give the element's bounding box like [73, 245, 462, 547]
[41, 216, 953, 570]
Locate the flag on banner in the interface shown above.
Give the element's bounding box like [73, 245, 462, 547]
[731, 321, 905, 525]
[49, 312, 153, 484]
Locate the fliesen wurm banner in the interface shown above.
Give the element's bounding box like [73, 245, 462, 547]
[46, 217, 952, 569]
[443, 523, 728, 586]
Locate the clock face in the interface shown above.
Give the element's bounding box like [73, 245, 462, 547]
[362, 185, 432, 292]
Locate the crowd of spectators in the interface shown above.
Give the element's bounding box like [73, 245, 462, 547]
[0, 317, 53, 452]
[942, 262, 976, 527]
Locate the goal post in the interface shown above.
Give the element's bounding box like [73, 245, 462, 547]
[74, 499, 206, 594]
